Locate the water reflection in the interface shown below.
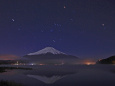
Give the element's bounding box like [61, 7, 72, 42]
[1, 65, 115, 86]
[27, 75, 65, 84]
[25, 69, 77, 84]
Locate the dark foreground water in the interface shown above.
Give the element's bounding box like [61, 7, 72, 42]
[0, 65, 115, 86]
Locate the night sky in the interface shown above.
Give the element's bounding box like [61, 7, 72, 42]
[0, 0, 115, 59]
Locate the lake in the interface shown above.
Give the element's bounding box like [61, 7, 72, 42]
[0, 65, 115, 86]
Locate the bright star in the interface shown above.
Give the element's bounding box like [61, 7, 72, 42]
[64, 6, 66, 8]
[102, 24, 104, 26]
[12, 19, 15, 22]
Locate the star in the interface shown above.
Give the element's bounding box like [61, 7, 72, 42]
[101, 24, 106, 30]
[64, 6, 66, 9]
[18, 28, 21, 31]
[50, 29, 54, 32]
[53, 40, 56, 42]
[102, 24, 104, 26]
[57, 24, 61, 27]
[54, 23, 56, 25]
[12, 19, 15, 22]
[41, 30, 44, 32]
[54, 23, 61, 27]
[70, 18, 74, 22]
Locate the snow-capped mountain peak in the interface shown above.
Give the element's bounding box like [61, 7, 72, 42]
[27, 47, 65, 55]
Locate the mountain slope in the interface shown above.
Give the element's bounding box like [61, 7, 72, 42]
[96, 56, 115, 64]
[23, 47, 78, 59]
[27, 47, 65, 55]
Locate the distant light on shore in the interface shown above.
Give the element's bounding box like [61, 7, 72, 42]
[79, 59, 96, 65]
[85, 62, 96, 65]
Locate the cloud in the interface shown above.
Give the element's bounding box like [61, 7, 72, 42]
[0, 54, 19, 60]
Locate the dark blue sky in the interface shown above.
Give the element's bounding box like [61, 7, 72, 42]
[0, 0, 115, 58]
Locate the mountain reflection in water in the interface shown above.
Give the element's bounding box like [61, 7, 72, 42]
[27, 75, 65, 84]
[0, 65, 115, 86]
[26, 70, 77, 84]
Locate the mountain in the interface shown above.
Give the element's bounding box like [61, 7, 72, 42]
[27, 47, 65, 55]
[23, 47, 78, 65]
[96, 55, 115, 64]
[24, 47, 78, 60]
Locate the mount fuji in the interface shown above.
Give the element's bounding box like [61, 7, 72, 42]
[23, 47, 78, 60]
[27, 47, 65, 55]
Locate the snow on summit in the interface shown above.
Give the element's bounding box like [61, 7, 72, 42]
[28, 47, 65, 55]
